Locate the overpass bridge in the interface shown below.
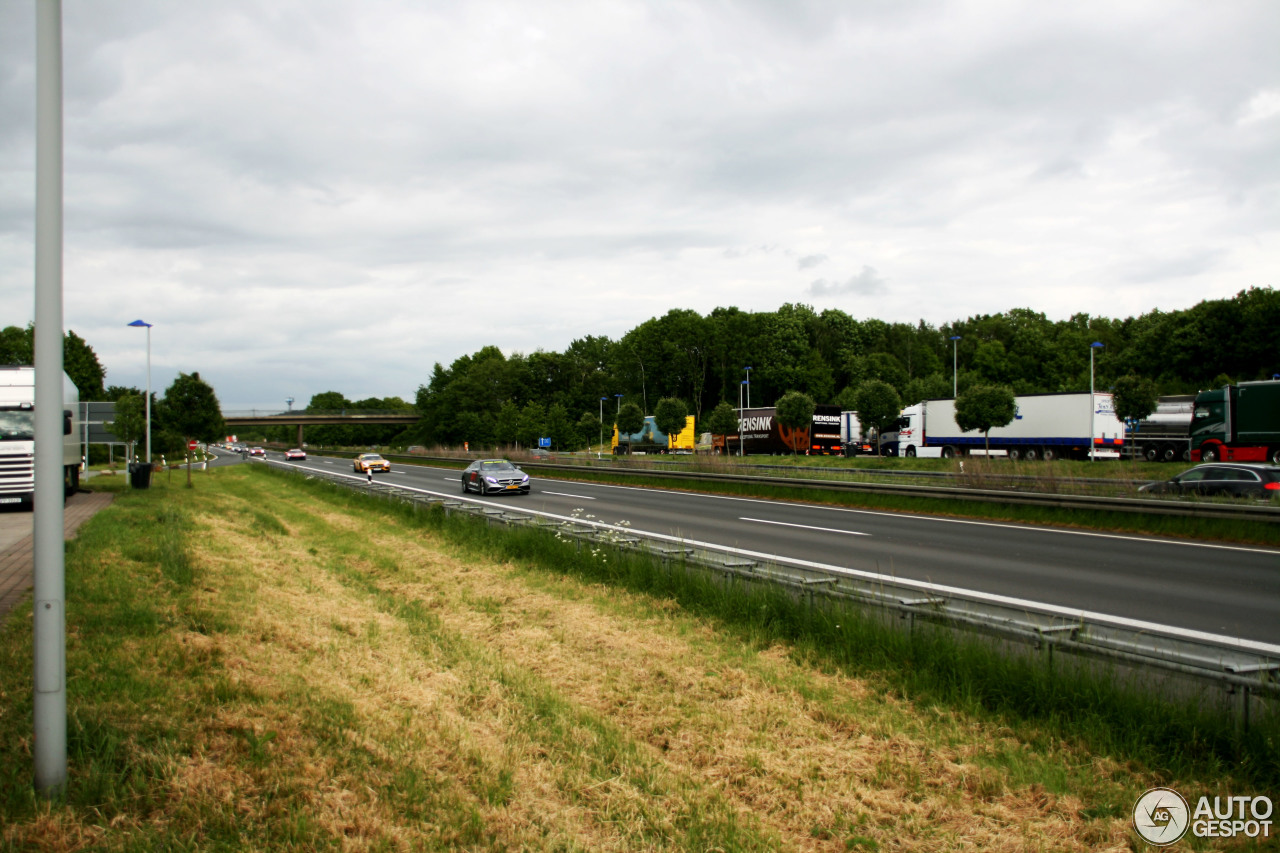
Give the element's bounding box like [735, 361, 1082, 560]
[221, 410, 419, 446]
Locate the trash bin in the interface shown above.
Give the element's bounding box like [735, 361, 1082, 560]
[128, 461, 152, 489]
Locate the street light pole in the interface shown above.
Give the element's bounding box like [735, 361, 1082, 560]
[744, 366, 752, 408]
[949, 336, 961, 397]
[128, 319, 152, 463]
[599, 396, 607, 454]
[1089, 341, 1104, 462]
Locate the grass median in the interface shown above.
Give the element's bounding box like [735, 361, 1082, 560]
[0, 465, 1273, 851]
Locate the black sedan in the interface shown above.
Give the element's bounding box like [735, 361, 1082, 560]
[461, 459, 531, 495]
[1138, 463, 1280, 500]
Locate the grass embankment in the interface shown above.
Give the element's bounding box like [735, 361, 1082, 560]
[0, 466, 1273, 851]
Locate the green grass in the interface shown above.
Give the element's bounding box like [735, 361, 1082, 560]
[1, 465, 1273, 851]
[269, 463, 1280, 794]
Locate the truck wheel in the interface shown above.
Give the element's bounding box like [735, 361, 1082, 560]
[64, 465, 80, 499]
[1271, 448, 1280, 465]
[1041, 448, 1056, 462]
[1200, 445, 1219, 462]
[941, 446, 955, 459]
[905, 446, 916, 458]
[1023, 448, 1038, 461]
[1008, 449, 1021, 461]
[1160, 446, 1177, 462]
[1143, 446, 1159, 462]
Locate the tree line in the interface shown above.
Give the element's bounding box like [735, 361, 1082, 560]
[414, 287, 1278, 450]
[5, 285, 1275, 454]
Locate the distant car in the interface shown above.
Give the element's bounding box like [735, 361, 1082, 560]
[354, 453, 390, 473]
[1138, 463, 1280, 500]
[461, 459, 530, 495]
[249, 447, 266, 457]
[529, 448, 551, 459]
[284, 448, 307, 461]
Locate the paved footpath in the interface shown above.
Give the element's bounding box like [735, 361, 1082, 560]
[0, 491, 115, 622]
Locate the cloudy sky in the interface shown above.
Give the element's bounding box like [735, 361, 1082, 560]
[2, 1, 1277, 410]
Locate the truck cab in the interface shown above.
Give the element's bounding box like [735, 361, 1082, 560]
[0, 367, 81, 507]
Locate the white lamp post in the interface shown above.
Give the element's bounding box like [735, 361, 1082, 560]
[1089, 341, 1104, 461]
[949, 335, 962, 397]
[599, 396, 607, 454]
[744, 366, 752, 408]
[128, 319, 152, 462]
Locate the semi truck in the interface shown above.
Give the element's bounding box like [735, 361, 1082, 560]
[612, 415, 697, 454]
[1125, 394, 1194, 463]
[840, 411, 873, 456]
[712, 405, 843, 455]
[887, 392, 1126, 460]
[1190, 380, 1280, 464]
[0, 366, 82, 506]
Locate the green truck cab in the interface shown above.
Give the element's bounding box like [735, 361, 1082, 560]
[1191, 380, 1280, 464]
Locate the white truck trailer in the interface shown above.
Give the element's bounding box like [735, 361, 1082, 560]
[839, 411, 874, 456]
[0, 366, 82, 506]
[889, 392, 1126, 460]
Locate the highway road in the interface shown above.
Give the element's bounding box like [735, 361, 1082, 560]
[233, 450, 1280, 648]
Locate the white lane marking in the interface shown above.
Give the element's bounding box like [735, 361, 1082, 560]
[497, 474, 1279, 556]
[742, 517, 868, 536]
[444, 477, 457, 482]
[319, 468, 1280, 656]
[543, 491, 596, 500]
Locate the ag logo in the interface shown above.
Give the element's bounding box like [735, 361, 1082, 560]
[1134, 787, 1190, 845]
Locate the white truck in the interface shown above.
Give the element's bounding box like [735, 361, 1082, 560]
[0, 366, 82, 506]
[839, 411, 874, 456]
[888, 392, 1126, 460]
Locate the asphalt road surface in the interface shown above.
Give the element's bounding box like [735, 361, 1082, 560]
[238, 450, 1280, 648]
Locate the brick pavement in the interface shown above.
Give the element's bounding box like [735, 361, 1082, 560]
[0, 491, 115, 622]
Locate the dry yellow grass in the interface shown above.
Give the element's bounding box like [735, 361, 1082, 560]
[2, 475, 1144, 851]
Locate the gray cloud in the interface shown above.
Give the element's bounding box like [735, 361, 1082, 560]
[809, 266, 887, 297]
[0, 1, 1276, 409]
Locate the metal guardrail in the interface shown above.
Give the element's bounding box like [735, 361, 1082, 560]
[384, 453, 1280, 524]
[265, 459, 1280, 726]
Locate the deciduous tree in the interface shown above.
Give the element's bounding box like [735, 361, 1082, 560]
[854, 380, 901, 456]
[955, 385, 1017, 456]
[158, 372, 226, 487]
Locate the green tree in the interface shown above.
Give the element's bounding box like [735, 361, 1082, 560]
[495, 401, 521, 447]
[703, 401, 739, 455]
[516, 401, 546, 449]
[615, 402, 644, 454]
[653, 397, 689, 448]
[546, 403, 576, 451]
[955, 385, 1017, 456]
[104, 393, 146, 461]
[1111, 374, 1159, 462]
[853, 380, 902, 456]
[576, 410, 602, 451]
[157, 372, 226, 487]
[774, 391, 816, 455]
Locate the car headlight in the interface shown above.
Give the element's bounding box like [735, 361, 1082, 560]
[485, 477, 498, 484]
[521, 475, 529, 482]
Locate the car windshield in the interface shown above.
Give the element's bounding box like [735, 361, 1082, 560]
[480, 461, 516, 471]
[0, 410, 35, 441]
[363, 455, 383, 460]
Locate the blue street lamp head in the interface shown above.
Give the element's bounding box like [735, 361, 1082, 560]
[1090, 341, 1104, 348]
[949, 335, 961, 342]
[128, 319, 152, 328]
